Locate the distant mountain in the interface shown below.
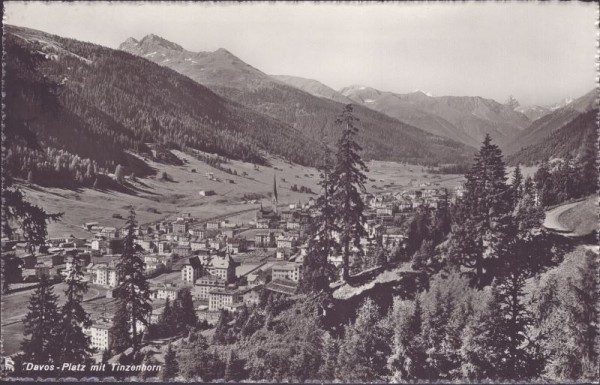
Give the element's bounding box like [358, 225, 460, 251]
[271, 75, 353, 104]
[120, 34, 475, 165]
[504, 88, 598, 156]
[338, 85, 531, 148]
[547, 96, 575, 111]
[515, 105, 552, 122]
[4, 25, 323, 188]
[507, 108, 598, 166]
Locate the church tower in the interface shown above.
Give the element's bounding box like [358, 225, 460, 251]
[272, 174, 278, 214]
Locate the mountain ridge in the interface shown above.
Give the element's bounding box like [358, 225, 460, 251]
[504, 88, 598, 156]
[338, 84, 532, 148]
[120, 33, 475, 165]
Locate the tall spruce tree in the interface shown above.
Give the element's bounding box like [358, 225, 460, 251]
[330, 104, 368, 282]
[511, 164, 523, 207]
[158, 297, 175, 338]
[447, 134, 512, 288]
[57, 253, 94, 363]
[175, 287, 197, 332]
[336, 298, 389, 381]
[301, 138, 339, 292]
[388, 298, 426, 381]
[109, 301, 131, 354]
[21, 275, 61, 363]
[2, 253, 22, 294]
[161, 343, 179, 381]
[113, 207, 152, 353]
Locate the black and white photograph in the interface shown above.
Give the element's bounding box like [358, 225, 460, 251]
[1, 1, 598, 383]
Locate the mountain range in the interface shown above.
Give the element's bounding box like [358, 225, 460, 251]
[4, 24, 596, 191]
[119, 34, 474, 165]
[4, 25, 325, 187]
[505, 88, 598, 162]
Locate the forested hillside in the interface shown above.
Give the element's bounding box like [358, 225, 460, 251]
[508, 109, 598, 166]
[504, 88, 597, 156]
[120, 34, 475, 165]
[4, 25, 322, 188]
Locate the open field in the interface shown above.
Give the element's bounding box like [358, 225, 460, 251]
[20, 151, 467, 238]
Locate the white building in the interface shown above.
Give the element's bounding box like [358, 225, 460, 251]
[84, 319, 111, 352]
[208, 289, 242, 312]
[272, 262, 302, 282]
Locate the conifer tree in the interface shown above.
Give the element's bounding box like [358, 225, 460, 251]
[319, 332, 339, 380]
[330, 104, 368, 282]
[301, 138, 339, 293]
[336, 298, 389, 381]
[511, 164, 523, 207]
[175, 287, 197, 332]
[21, 275, 61, 363]
[388, 298, 426, 381]
[158, 297, 175, 338]
[161, 343, 179, 381]
[109, 301, 131, 354]
[57, 253, 94, 363]
[447, 134, 512, 288]
[114, 207, 152, 353]
[2, 253, 22, 294]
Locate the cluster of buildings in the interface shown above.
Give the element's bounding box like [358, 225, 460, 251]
[3, 176, 462, 354]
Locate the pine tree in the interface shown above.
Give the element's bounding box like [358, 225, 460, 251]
[461, 279, 541, 381]
[447, 134, 512, 288]
[114, 207, 152, 353]
[109, 301, 131, 354]
[21, 275, 61, 363]
[533, 159, 555, 206]
[511, 164, 523, 208]
[161, 343, 179, 381]
[388, 298, 426, 381]
[158, 297, 175, 338]
[212, 310, 230, 344]
[330, 104, 368, 282]
[2, 253, 22, 294]
[175, 287, 197, 332]
[419, 271, 474, 380]
[300, 138, 339, 293]
[57, 253, 94, 363]
[336, 298, 389, 381]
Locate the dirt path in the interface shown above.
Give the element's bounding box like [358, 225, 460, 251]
[543, 201, 581, 234]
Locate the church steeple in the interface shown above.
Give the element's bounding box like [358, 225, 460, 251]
[272, 173, 278, 214]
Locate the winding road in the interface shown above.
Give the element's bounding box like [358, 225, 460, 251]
[543, 201, 581, 234]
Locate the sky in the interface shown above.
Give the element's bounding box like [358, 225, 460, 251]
[4, 1, 597, 106]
